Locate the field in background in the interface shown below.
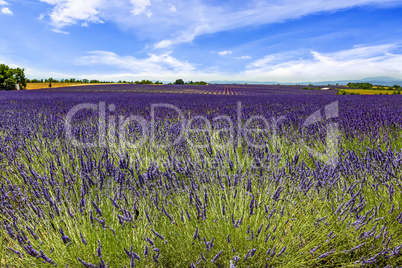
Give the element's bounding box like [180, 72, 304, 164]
[25, 82, 117, 90]
[344, 89, 397, 95]
[1, 84, 401, 267]
[27, 83, 336, 96]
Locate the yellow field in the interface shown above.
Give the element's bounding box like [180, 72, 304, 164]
[25, 83, 115, 90]
[344, 89, 396, 95]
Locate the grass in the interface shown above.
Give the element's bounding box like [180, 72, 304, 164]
[1, 126, 402, 267]
[1, 92, 401, 267]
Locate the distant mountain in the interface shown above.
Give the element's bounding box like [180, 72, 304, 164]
[208, 77, 402, 87]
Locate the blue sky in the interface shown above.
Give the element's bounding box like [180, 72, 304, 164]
[1, 0, 402, 82]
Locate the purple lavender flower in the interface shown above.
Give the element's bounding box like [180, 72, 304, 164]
[233, 255, 240, 265]
[277, 246, 286, 257]
[211, 250, 222, 263]
[153, 252, 160, 263]
[309, 244, 321, 255]
[78, 257, 98, 268]
[152, 229, 165, 240]
[7, 247, 22, 257]
[92, 200, 103, 217]
[40, 250, 56, 265]
[200, 252, 206, 261]
[80, 233, 87, 245]
[257, 224, 263, 235]
[186, 209, 191, 221]
[60, 228, 71, 244]
[271, 246, 276, 257]
[272, 186, 283, 201]
[144, 209, 152, 224]
[26, 225, 39, 240]
[193, 227, 199, 240]
[97, 239, 102, 258]
[146, 237, 154, 246]
[144, 245, 149, 258]
[345, 242, 366, 253]
[317, 250, 335, 259]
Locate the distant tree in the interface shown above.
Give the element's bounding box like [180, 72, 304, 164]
[347, 82, 372, 89]
[174, 79, 184, 85]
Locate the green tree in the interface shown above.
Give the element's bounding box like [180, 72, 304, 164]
[4, 77, 16, 90]
[0, 63, 27, 90]
[174, 79, 184, 85]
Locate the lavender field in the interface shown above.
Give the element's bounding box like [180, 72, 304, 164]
[1, 84, 402, 267]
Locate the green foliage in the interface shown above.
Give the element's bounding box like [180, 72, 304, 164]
[4, 77, 16, 90]
[174, 79, 185, 85]
[0, 63, 27, 90]
[135, 80, 154, 84]
[192, 81, 207, 85]
[347, 82, 373, 89]
[336, 90, 348, 95]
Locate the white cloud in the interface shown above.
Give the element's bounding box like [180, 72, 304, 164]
[130, 0, 151, 15]
[218, 50, 232, 56]
[244, 44, 402, 82]
[234, 56, 252, 59]
[169, 5, 176, 12]
[39, 0, 104, 27]
[76, 51, 196, 74]
[1, 7, 12, 15]
[0, 1, 9, 6]
[52, 29, 70, 34]
[154, 40, 173, 49]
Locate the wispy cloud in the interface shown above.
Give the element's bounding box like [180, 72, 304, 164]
[75, 51, 196, 74]
[39, 0, 402, 48]
[234, 56, 252, 60]
[218, 50, 232, 56]
[244, 44, 402, 82]
[0, 0, 9, 6]
[130, 0, 151, 16]
[52, 29, 70, 34]
[70, 44, 402, 82]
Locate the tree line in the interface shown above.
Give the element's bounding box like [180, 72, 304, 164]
[1, 63, 210, 90]
[347, 82, 401, 91]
